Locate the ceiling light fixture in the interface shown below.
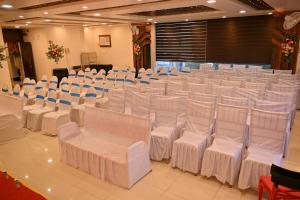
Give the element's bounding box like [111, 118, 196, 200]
[101, 22, 107, 25]
[2, 4, 13, 8]
[94, 13, 101, 16]
[268, 12, 272, 15]
[19, 15, 24, 18]
[239, 10, 246, 14]
[47, 188, 52, 192]
[25, 24, 28, 26]
[206, 0, 216, 3]
[82, 6, 88, 9]
[15, 26, 20, 28]
[222, 16, 226, 18]
[154, 21, 158, 24]
[148, 18, 153, 21]
[185, 19, 189, 22]
[137, 0, 143, 1]
[26, 21, 31, 24]
[25, 175, 29, 179]
[45, 19, 51, 22]
[43, 11, 48, 15]
[83, 24, 87, 27]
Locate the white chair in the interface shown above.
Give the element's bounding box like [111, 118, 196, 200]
[68, 69, 76, 81]
[274, 69, 292, 74]
[172, 100, 215, 174]
[150, 96, 180, 161]
[187, 83, 207, 94]
[70, 87, 96, 126]
[189, 92, 217, 105]
[69, 86, 81, 106]
[221, 80, 241, 87]
[91, 68, 97, 79]
[201, 104, 248, 185]
[77, 70, 84, 83]
[106, 89, 125, 113]
[12, 84, 21, 97]
[59, 77, 69, 90]
[82, 82, 92, 95]
[22, 89, 46, 127]
[115, 72, 125, 88]
[124, 72, 135, 85]
[238, 109, 289, 190]
[138, 68, 146, 79]
[42, 92, 72, 135]
[130, 91, 151, 118]
[220, 95, 248, 107]
[1, 83, 9, 95]
[40, 75, 48, 87]
[218, 64, 231, 70]
[84, 70, 93, 83]
[105, 73, 115, 90]
[166, 81, 184, 95]
[232, 64, 246, 70]
[26, 90, 57, 131]
[95, 71, 105, 82]
[145, 68, 153, 77]
[49, 76, 58, 86]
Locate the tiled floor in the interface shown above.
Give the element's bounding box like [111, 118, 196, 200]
[0, 112, 299, 200]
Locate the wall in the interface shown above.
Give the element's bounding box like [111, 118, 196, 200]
[24, 24, 133, 80]
[0, 27, 12, 89]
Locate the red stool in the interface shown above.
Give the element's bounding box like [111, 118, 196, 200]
[258, 165, 300, 200]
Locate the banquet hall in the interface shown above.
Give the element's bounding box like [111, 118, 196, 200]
[0, 0, 300, 199]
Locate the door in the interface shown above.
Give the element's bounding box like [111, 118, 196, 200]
[20, 42, 36, 80]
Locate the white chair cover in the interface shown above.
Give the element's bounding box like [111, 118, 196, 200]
[0, 94, 24, 142]
[68, 70, 76, 81]
[172, 100, 214, 174]
[130, 91, 151, 118]
[201, 104, 248, 185]
[238, 109, 289, 189]
[150, 96, 179, 161]
[77, 70, 85, 83]
[42, 92, 72, 135]
[107, 89, 125, 113]
[12, 84, 21, 97]
[220, 95, 248, 107]
[26, 90, 57, 131]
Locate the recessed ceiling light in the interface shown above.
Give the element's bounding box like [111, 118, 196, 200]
[45, 19, 51, 22]
[101, 22, 107, 25]
[206, 0, 216, 3]
[47, 188, 52, 192]
[43, 11, 48, 15]
[109, 25, 112, 27]
[82, 6, 88, 9]
[25, 175, 29, 179]
[137, 0, 143, 1]
[222, 16, 226, 18]
[239, 10, 246, 14]
[48, 158, 53, 163]
[148, 18, 153, 21]
[26, 21, 31, 24]
[25, 24, 28, 26]
[94, 13, 101, 16]
[19, 15, 24, 18]
[268, 12, 272, 15]
[2, 4, 13, 8]
[154, 21, 158, 24]
[15, 26, 20, 28]
[185, 19, 189, 22]
[83, 24, 87, 27]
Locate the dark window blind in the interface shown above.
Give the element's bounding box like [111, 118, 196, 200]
[156, 21, 207, 62]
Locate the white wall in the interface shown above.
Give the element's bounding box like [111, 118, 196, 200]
[0, 27, 12, 89]
[24, 24, 134, 80]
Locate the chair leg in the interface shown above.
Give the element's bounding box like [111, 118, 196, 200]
[258, 180, 263, 200]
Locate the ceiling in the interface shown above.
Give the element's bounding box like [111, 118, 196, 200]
[0, 0, 299, 29]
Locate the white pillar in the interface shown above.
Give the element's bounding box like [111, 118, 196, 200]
[0, 27, 12, 89]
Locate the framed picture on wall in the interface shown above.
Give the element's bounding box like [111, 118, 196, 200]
[99, 35, 111, 47]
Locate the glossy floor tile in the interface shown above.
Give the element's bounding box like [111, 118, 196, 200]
[0, 112, 299, 200]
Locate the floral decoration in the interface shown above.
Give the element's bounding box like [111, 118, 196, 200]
[281, 33, 297, 64]
[46, 40, 64, 63]
[133, 43, 141, 57]
[0, 45, 8, 68]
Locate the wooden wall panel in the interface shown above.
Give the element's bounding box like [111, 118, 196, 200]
[206, 15, 275, 64]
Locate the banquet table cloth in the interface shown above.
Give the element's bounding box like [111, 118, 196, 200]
[59, 107, 151, 188]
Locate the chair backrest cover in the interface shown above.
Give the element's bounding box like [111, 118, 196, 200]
[130, 91, 151, 118]
[84, 87, 96, 105]
[221, 95, 248, 107]
[185, 100, 214, 134]
[250, 109, 289, 153]
[13, 84, 21, 96]
[59, 92, 72, 111]
[154, 96, 179, 127]
[107, 89, 125, 113]
[215, 103, 248, 143]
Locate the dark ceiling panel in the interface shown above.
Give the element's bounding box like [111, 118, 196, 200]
[236, 0, 273, 10]
[128, 5, 217, 17]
